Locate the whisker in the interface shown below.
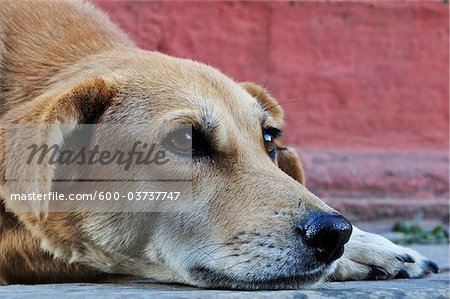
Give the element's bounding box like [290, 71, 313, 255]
[213, 251, 243, 260]
[175, 241, 234, 274]
[257, 66, 277, 99]
[266, 98, 304, 113]
[225, 259, 251, 271]
[109, 248, 147, 271]
[205, 242, 235, 255]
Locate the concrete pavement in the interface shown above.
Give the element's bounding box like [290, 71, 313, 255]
[1, 243, 448, 298]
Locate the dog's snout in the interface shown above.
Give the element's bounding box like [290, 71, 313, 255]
[297, 212, 352, 264]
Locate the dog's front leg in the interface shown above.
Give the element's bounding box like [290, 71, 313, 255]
[331, 226, 439, 280]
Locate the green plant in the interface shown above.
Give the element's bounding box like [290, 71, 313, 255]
[390, 213, 449, 245]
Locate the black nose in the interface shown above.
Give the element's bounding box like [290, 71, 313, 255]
[297, 212, 353, 264]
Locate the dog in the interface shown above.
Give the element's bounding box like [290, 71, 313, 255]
[0, 0, 439, 289]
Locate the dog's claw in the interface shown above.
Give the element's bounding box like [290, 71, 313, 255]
[394, 268, 410, 279]
[368, 266, 389, 280]
[396, 254, 415, 263]
[425, 260, 440, 273]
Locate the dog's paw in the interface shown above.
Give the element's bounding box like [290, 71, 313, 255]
[330, 227, 439, 281]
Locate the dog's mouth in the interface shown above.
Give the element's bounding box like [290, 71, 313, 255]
[188, 264, 332, 290]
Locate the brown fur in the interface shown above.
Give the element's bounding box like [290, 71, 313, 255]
[0, 78, 122, 283]
[0, 0, 436, 288]
[0, 0, 321, 285]
[0, 0, 129, 283]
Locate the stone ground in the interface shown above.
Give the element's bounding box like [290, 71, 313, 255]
[1, 222, 449, 299]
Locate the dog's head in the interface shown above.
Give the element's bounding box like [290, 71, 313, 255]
[2, 50, 352, 289]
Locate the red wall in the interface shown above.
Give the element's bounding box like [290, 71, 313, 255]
[95, 0, 449, 152]
[92, 1, 449, 220]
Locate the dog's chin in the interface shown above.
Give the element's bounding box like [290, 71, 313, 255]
[188, 264, 333, 290]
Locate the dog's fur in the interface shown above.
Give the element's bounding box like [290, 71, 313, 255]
[0, 0, 438, 289]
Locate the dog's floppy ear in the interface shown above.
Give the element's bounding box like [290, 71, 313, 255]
[0, 77, 119, 216]
[241, 82, 306, 185]
[276, 145, 306, 185]
[240, 82, 284, 127]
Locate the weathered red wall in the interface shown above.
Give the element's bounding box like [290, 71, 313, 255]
[94, 1, 449, 219]
[95, 0, 449, 152]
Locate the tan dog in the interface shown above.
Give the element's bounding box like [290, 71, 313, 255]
[0, 0, 438, 289]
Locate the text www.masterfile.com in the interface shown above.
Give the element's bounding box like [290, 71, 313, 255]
[9, 191, 181, 201]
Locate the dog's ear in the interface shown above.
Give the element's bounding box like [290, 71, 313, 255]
[8, 77, 118, 124]
[0, 77, 119, 217]
[276, 144, 306, 185]
[240, 82, 284, 127]
[241, 82, 305, 185]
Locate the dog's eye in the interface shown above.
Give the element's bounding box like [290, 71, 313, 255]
[165, 129, 192, 154]
[163, 126, 211, 158]
[263, 127, 281, 158]
[263, 133, 275, 153]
